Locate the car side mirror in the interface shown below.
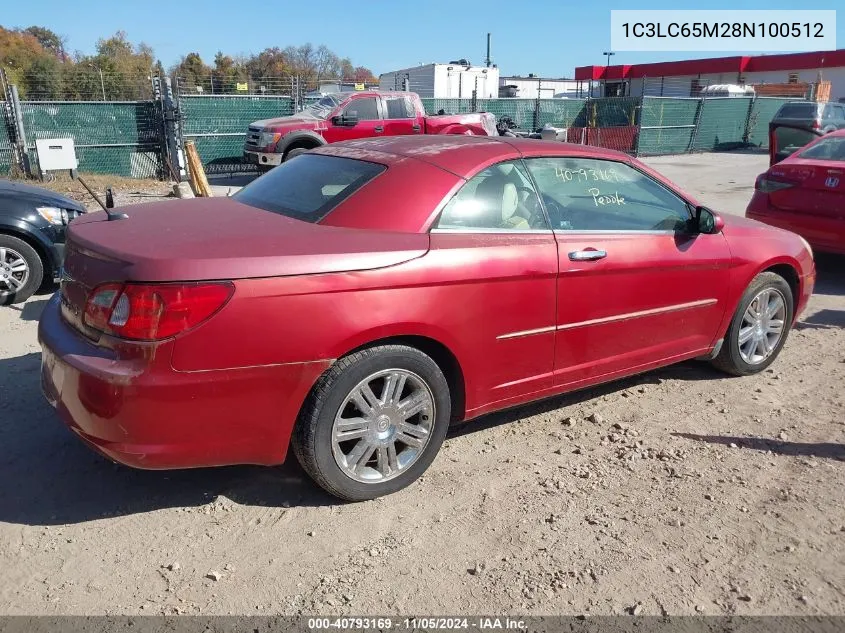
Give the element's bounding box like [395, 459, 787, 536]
[332, 112, 358, 127]
[692, 206, 724, 234]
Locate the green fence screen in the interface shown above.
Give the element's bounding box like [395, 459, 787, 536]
[637, 97, 701, 156]
[0, 93, 803, 178]
[20, 101, 162, 178]
[747, 97, 799, 148]
[692, 97, 755, 151]
[422, 98, 588, 129]
[180, 95, 294, 173]
[537, 98, 587, 128]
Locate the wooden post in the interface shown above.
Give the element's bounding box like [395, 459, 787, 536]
[184, 140, 212, 198]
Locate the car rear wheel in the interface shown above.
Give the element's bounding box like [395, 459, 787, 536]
[0, 235, 43, 306]
[292, 345, 451, 501]
[711, 272, 793, 376]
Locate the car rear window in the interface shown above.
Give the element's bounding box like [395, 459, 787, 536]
[798, 136, 845, 161]
[776, 103, 819, 118]
[233, 154, 385, 222]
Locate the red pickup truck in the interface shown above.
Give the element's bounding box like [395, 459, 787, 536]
[243, 91, 497, 169]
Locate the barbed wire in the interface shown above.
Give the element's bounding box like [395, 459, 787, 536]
[2, 68, 820, 103]
[5, 71, 160, 102]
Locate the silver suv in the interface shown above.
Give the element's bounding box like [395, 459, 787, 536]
[772, 101, 845, 134]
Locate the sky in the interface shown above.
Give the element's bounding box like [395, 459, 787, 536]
[3, 0, 843, 77]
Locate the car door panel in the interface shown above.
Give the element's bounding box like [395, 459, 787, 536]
[327, 96, 384, 143]
[428, 160, 559, 412]
[552, 231, 731, 385]
[522, 155, 732, 387]
[427, 232, 558, 405]
[381, 96, 421, 136]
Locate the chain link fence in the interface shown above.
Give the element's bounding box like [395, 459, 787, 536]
[0, 71, 804, 179]
[179, 94, 294, 175]
[0, 113, 12, 174]
[13, 71, 158, 102]
[19, 101, 163, 178]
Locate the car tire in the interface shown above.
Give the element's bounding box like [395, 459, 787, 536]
[284, 147, 309, 162]
[711, 272, 793, 376]
[292, 345, 451, 501]
[0, 234, 44, 306]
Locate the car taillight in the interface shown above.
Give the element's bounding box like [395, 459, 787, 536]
[812, 119, 821, 130]
[755, 176, 795, 193]
[83, 282, 234, 341]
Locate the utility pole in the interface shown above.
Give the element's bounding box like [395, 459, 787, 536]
[89, 64, 106, 100]
[485, 33, 492, 68]
[602, 51, 615, 97]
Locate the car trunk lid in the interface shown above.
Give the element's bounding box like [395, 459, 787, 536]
[765, 159, 845, 218]
[61, 197, 428, 334]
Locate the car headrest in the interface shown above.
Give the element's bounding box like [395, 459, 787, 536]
[501, 182, 518, 221]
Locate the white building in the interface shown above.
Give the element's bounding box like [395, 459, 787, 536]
[498, 75, 583, 99]
[379, 62, 499, 99]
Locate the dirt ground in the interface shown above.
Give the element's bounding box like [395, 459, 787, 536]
[1, 152, 843, 616]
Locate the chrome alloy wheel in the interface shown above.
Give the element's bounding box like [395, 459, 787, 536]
[0, 247, 29, 296]
[738, 287, 787, 365]
[331, 369, 435, 483]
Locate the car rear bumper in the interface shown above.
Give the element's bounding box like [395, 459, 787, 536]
[38, 294, 330, 470]
[243, 150, 283, 167]
[747, 195, 845, 255]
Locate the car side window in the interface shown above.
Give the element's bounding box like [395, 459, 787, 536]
[384, 97, 414, 119]
[524, 157, 691, 232]
[434, 161, 549, 231]
[343, 97, 380, 121]
[823, 105, 834, 120]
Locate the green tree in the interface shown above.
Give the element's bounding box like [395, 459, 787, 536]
[172, 52, 210, 93]
[212, 51, 244, 93]
[23, 55, 62, 98]
[23, 26, 65, 60]
[339, 57, 355, 80]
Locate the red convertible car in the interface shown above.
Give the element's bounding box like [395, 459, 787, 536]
[747, 127, 845, 255]
[39, 136, 815, 501]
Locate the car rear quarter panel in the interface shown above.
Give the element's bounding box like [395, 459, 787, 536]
[171, 236, 558, 414]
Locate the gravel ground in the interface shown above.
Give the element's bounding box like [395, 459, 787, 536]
[0, 152, 843, 616]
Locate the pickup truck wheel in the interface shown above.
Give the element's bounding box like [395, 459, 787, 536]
[0, 234, 43, 306]
[292, 345, 451, 501]
[284, 147, 310, 162]
[711, 272, 793, 376]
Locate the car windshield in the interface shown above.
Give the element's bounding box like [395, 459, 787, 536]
[798, 136, 845, 162]
[776, 103, 818, 118]
[232, 154, 385, 222]
[301, 94, 344, 119]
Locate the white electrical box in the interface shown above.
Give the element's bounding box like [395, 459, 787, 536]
[35, 138, 79, 172]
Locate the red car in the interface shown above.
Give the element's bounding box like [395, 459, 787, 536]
[39, 136, 815, 501]
[747, 127, 845, 255]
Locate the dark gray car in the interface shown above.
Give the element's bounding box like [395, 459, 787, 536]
[771, 101, 845, 134]
[0, 180, 86, 305]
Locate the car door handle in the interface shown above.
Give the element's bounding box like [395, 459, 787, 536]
[568, 249, 607, 261]
[412, 124, 421, 132]
[374, 126, 384, 133]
